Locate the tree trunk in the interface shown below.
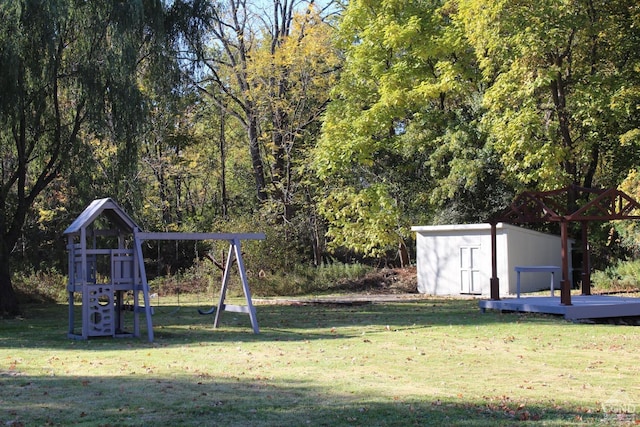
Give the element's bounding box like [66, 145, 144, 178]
[0, 244, 20, 317]
[248, 113, 267, 202]
[219, 106, 229, 219]
[398, 240, 410, 268]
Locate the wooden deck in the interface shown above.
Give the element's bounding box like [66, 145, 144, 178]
[479, 295, 640, 320]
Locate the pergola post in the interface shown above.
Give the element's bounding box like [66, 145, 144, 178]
[490, 222, 500, 300]
[581, 222, 591, 295]
[560, 220, 572, 305]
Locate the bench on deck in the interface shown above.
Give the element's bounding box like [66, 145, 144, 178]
[515, 265, 561, 298]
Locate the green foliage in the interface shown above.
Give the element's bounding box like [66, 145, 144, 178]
[315, 0, 493, 256]
[148, 258, 224, 297]
[592, 259, 640, 292]
[192, 1, 341, 222]
[317, 0, 640, 259]
[318, 185, 401, 257]
[4, 0, 640, 297]
[613, 169, 640, 253]
[247, 6, 341, 224]
[456, 0, 640, 190]
[0, 0, 180, 314]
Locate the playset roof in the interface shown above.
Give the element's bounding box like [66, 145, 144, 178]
[63, 198, 139, 236]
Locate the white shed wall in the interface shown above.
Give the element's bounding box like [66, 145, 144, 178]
[411, 223, 569, 297]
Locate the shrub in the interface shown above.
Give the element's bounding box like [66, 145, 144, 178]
[13, 269, 67, 303]
[148, 258, 234, 297]
[591, 259, 640, 292]
[249, 261, 373, 297]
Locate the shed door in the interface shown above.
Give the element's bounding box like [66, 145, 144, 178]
[460, 246, 481, 294]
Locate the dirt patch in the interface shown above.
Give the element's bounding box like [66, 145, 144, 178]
[253, 267, 421, 305]
[332, 267, 417, 294]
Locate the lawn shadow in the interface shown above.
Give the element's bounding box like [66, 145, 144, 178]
[0, 371, 607, 426]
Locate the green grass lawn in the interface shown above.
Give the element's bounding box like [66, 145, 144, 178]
[1, 297, 639, 426]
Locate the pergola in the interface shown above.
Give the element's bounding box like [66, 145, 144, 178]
[489, 185, 640, 305]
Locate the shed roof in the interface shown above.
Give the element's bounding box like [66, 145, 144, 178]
[63, 198, 139, 236]
[411, 223, 513, 233]
[411, 223, 565, 239]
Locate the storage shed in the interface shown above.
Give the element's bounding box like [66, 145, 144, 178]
[411, 223, 571, 297]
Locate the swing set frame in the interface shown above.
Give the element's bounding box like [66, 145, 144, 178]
[134, 231, 264, 342]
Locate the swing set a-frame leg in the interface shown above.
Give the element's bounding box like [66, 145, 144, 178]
[211, 239, 259, 333]
[134, 232, 154, 342]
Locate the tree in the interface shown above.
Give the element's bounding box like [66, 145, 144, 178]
[456, 0, 640, 194]
[0, 0, 173, 315]
[314, 0, 491, 258]
[180, 0, 342, 266]
[193, 0, 341, 214]
[244, 5, 341, 222]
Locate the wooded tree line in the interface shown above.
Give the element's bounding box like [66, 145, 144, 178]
[1, 0, 639, 315]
